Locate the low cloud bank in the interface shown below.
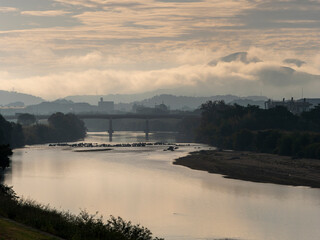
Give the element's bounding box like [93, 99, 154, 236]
[1, 50, 320, 100]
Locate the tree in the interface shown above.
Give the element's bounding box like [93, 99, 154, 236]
[0, 145, 12, 170]
[48, 113, 86, 142]
[233, 129, 254, 151]
[0, 115, 13, 145]
[23, 113, 86, 144]
[10, 123, 24, 148]
[17, 114, 36, 126]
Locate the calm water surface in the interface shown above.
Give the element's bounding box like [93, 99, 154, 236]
[4, 132, 320, 240]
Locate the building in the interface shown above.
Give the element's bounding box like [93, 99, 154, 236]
[98, 97, 114, 113]
[298, 98, 320, 108]
[265, 97, 311, 115]
[155, 103, 169, 112]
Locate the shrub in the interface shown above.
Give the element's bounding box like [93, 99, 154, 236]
[0, 184, 162, 240]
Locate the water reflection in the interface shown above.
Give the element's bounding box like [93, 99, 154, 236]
[4, 132, 320, 240]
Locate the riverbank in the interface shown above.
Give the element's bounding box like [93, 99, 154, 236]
[0, 184, 163, 240]
[173, 150, 320, 188]
[0, 217, 61, 240]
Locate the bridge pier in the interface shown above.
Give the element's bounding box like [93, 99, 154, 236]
[144, 119, 149, 141]
[108, 118, 114, 142]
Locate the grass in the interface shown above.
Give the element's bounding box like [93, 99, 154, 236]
[0, 217, 59, 240]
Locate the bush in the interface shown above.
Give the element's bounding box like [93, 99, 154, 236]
[277, 135, 293, 156]
[255, 130, 281, 153]
[233, 129, 254, 151]
[302, 143, 320, 159]
[0, 184, 162, 240]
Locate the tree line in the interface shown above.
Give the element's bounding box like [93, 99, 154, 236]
[0, 113, 86, 170]
[196, 101, 320, 159]
[23, 112, 86, 144]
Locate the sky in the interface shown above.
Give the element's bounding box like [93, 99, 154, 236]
[0, 0, 320, 100]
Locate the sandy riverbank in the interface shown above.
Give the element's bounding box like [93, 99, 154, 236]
[174, 150, 320, 188]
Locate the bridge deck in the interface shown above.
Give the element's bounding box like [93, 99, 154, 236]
[5, 113, 200, 120]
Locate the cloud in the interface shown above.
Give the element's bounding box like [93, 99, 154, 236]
[283, 59, 306, 67]
[238, 0, 320, 29]
[1, 1, 320, 100]
[53, 0, 98, 8]
[21, 10, 70, 17]
[1, 50, 320, 100]
[0, 7, 18, 13]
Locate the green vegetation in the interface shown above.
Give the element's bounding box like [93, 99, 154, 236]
[0, 145, 12, 171]
[0, 184, 163, 240]
[17, 113, 37, 126]
[0, 115, 24, 148]
[23, 112, 86, 145]
[197, 101, 320, 159]
[0, 113, 86, 147]
[0, 217, 59, 240]
[0, 112, 86, 181]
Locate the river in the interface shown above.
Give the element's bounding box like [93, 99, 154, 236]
[3, 132, 320, 240]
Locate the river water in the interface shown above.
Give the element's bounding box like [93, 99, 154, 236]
[3, 132, 320, 240]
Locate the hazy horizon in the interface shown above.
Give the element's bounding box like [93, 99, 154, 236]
[0, 0, 320, 100]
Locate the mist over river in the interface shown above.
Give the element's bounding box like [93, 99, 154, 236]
[3, 132, 320, 240]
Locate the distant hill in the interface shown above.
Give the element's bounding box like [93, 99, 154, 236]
[25, 99, 96, 115]
[135, 94, 235, 110]
[0, 93, 269, 115]
[5, 101, 24, 107]
[65, 91, 268, 111]
[0, 90, 44, 106]
[64, 89, 173, 105]
[134, 94, 268, 110]
[114, 94, 268, 111]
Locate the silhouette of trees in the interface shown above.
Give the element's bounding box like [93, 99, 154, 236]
[48, 112, 86, 142]
[24, 113, 86, 144]
[196, 101, 320, 159]
[0, 115, 24, 148]
[0, 115, 24, 180]
[0, 145, 12, 170]
[301, 104, 320, 130]
[0, 115, 13, 146]
[17, 113, 36, 126]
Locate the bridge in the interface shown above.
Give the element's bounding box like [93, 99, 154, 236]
[77, 114, 200, 141]
[5, 113, 200, 141]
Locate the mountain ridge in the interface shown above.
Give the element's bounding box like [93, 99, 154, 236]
[0, 90, 45, 106]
